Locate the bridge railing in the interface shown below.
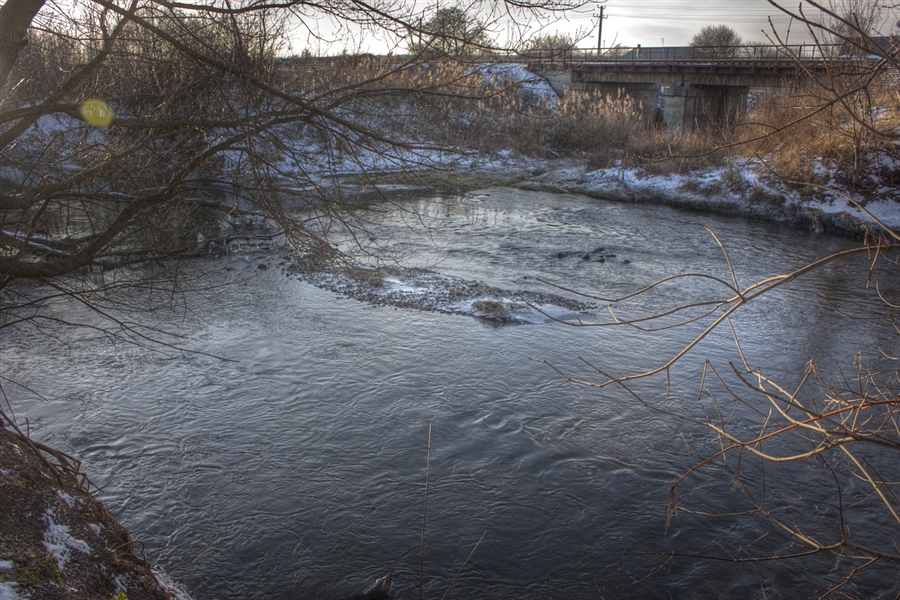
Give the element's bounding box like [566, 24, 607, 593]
[277, 43, 885, 72]
[517, 44, 861, 70]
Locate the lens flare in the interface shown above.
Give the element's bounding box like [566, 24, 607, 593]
[79, 99, 114, 127]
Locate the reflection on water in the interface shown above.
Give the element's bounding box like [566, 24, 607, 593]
[2, 188, 897, 599]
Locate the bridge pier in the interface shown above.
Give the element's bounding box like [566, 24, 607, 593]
[565, 79, 748, 131]
[658, 85, 748, 131]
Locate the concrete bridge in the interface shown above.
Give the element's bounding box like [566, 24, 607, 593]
[527, 44, 877, 130]
[278, 44, 887, 131]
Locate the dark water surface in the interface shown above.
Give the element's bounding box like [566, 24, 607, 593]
[3, 189, 897, 599]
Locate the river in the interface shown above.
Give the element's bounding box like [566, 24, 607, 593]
[2, 188, 897, 599]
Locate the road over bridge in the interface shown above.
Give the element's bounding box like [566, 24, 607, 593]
[527, 44, 879, 130]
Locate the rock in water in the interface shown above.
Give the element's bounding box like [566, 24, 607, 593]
[348, 573, 392, 600]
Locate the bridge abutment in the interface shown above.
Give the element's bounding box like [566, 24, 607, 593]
[562, 78, 748, 131]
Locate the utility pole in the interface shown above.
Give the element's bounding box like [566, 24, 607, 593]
[597, 5, 606, 56]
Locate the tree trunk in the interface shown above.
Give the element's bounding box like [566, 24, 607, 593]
[0, 0, 47, 89]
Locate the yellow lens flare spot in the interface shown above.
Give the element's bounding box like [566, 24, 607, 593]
[79, 98, 114, 127]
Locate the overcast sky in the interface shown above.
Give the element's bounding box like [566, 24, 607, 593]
[573, 0, 814, 47]
[289, 0, 898, 55]
[510, 0, 897, 49]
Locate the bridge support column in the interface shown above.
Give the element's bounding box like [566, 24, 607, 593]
[659, 85, 748, 131]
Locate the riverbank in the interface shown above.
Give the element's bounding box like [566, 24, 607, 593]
[524, 158, 899, 238]
[0, 424, 188, 600]
[348, 151, 899, 239]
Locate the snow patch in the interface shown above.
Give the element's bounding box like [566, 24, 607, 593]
[56, 491, 75, 508]
[0, 582, 24, 600]
[112, 574, 128, 595]
[479, 63, 558, 105]
[0, 564, 24, 600]
[42, 510, 91, 571]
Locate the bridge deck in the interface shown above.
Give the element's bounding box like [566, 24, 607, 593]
[276, 44, 887, 89]
[525, 44, 881, 86]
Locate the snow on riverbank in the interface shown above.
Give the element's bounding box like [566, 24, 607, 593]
[568, 159, 900, 233]
[344, 147, 900, 236]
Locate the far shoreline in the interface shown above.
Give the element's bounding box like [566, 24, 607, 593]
[347, 156, 896, 241]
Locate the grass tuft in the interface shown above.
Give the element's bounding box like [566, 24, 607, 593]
[471, 300, 509, 315]
[344, 267, 385, 287]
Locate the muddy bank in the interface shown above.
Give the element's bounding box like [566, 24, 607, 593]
[0, 425, 188, 600]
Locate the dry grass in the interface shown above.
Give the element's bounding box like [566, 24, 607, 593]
[544, 93, 639, 164]
[274, 57, 739, 175]
[279, 57, 898, 188]
[626, 128, 731, 173]
[504, 91, 733, 173]
[739, 79, 900, 193]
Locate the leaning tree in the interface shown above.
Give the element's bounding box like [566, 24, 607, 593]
[0, 0, 586, 489]
[0, 0, 582, 343]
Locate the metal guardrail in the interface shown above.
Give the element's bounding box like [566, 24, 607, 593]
[516, 44, 876, 70]
[278, 43, 890, 71]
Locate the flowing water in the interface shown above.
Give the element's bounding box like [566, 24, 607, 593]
[3, 188, 898, 599]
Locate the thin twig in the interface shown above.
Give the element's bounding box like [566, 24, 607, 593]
[420, 422, 433, 600]
[440, 531, 487, 600]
